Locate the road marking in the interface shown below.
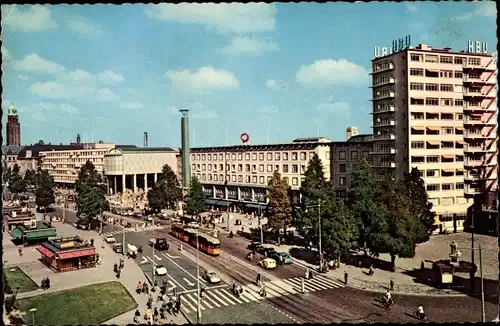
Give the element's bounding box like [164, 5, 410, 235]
[180, 296, 196, 312]
[167, 274, 187, 292]
[186, 293, 206, 310]
[204, 292, 221, 308]
[215, 289, 236, 305]
[265, 281, 292, 295]
[154, 255, 162, 261]
[146, 256, 157, 266]
[183, 277, 195, 287]
[201, 295, 214, 309]
[168, 280, 176, 288]
[140, 257, 148, 265]
[161, 253, 199, 283]
[221, 288, 243, 304]
[242, 288, 260, 301]
[165, 252, 181, 259]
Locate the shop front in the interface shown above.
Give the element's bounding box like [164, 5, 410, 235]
[10, 223, 57, 246]
[37, 237, 97, 272]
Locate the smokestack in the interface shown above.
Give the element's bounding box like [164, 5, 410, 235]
[144, 132, 148, 148]
[179, 109, 191, 189]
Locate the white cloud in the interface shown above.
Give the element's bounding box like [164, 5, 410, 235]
[25, 102, 81, 122]
[406, 3, 418, 13]
[144, 3, 276, 34]
[456, 1, 496, 21]
[2, 5, 57, 32]
[11, 53, 65, 74]
[317, 101, 351, 113]
[296, 59, 369, 87]
[119, 102, 144, 110]
[192, 110, 218, 120]
[98, 70, 125, 84]
[17, 74, 28, 80]
[66, 15, 105, 37]
[95, 88, 119, 102]
[2, 46, 11, 60]
[166, 67, 239, 92]
[220, 36, 279, 56]
[265, 79, 285, 91]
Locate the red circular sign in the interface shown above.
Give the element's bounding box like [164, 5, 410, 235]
[240, 132, 249, 143]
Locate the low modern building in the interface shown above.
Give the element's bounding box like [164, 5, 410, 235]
[330, 134, 373, 199]
[103, 146, 181, 194]
[37, 236, 97, 272]
[3, 206, 35, 231]
[10, 221, 57, 246]
[190, 137, 332, 211]
[39, 142, 116, 186]
[16, 141, 84, 176]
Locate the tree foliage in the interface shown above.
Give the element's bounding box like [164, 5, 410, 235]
[321, 198, 360, 254]
[147, 181, 167, 213]
[7, 164, 26, 194]
[267, 171, 293, 245]
[159, 164, 183, 209]
[75, 161, 109, 222]
[35, 169, 55, 210]
[186, 176, 207, 217]
[23, 169, 36, 190]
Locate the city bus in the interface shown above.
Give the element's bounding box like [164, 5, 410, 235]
[171, 224, 220, 256]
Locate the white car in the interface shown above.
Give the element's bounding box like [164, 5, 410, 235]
[187, 222, 200, 229]
[202, 271, 221, 284]
[155, 265, 168, 276]
[104, 234, 116, 243]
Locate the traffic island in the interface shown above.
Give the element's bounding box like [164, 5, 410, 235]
[17, 281, 137, 325]
[4, 266, 39, 293]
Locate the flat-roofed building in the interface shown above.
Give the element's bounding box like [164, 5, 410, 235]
[40, 142, 116, 186]
[104, 146, 180, 194]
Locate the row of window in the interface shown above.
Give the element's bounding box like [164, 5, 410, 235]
[191, 151, 324, 162]
[411, 141, 464, 149]
[193, 173, 305, 186]
[421, 169, 464, 178]
[428, 196, 468, 207]
[410, 112, 463, 120]
[410, 97, 482, 107]
[426, 182, 465, 191]
[43, 151, 107, 157]
[410, 82, 458, 92]
[43, 158, 104, 163]
[410, 127, 463, 136]
[410, 54, 481, 66]
[411, 155, 463, 163]
[192, 163, 307, 174]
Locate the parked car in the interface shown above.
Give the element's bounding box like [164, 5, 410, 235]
[187, 222, 200, 229]
[74, 220, 90, 230]
[202, 271, 221, 284]
[149, 238, 169, 250]
[113, 243, 123, 253]
[259, 258, 277, 270]
[104, 234, 116, 243]
[247, 241, 263, 252]
[268, 251, 293, 264]
[256, 245, 276, 256]
[155, 265, 168, 276]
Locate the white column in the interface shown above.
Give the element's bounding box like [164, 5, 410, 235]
[224, 186, 228, 200]
[154, 173, 157, 183]
[122, 174, 126, 193]
[237, 187, 242, 201]
[251, 188, 255, 202]
[133, 174, 137, 193]
[213, 185, 216, 198]
[144, 174, 148, 192]
[113, 176, 117, 195]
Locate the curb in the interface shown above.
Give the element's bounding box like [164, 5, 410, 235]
[179, 308, 194, 325]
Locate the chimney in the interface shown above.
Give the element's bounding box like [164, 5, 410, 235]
[144, 132, 148, 148]
[179, 109, 191, 189]
[346, 126, 358, 141]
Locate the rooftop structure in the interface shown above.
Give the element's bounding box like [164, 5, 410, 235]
[37, 236, 97, 272]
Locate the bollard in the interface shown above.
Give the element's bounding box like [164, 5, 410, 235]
[301, 278, 305, 294]
[179, 244, 183, 252]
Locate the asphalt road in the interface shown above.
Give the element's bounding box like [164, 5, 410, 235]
[220, 234, 306, 279]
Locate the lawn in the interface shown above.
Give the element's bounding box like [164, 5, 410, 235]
[17, 281, 137, 325]
[4, 266, 39, 293]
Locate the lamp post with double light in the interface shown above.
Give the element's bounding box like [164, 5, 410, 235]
[29, 308, 37, 325]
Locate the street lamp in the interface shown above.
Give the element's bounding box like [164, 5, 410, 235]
[29, 308, 37, 325]
[258, 205, 264, 244]
[152, 215, 156, 285]
[304, 199, 323, 263]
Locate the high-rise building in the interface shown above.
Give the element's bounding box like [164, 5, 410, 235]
[6, 104, 21, 146]
[370, 42, 497, 233]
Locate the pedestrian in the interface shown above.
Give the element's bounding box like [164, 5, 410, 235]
[390, 279, 394, 291]
[137, 281, 143, 294]
[154, 307, 159, 318]
[18, 246, 23, 257]
[144, 282, 149, 294]
[90, 238, 94, 246]
[116, 269, 121, 279]
[46, 277, 50, 289]
[344, 271, 348, 285]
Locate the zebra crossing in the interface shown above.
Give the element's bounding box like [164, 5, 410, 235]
[179, 274, 344, 314]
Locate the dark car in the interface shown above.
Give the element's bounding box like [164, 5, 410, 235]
[150, 238, 170, 250]
[260, 246, 276, 255]
[247, 241, 263, 252]
[74, 220, 91, 230]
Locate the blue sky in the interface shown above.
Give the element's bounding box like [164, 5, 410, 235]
[1, 2, 496, 147]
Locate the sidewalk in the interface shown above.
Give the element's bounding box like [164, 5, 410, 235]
[263, 243, 467, 297]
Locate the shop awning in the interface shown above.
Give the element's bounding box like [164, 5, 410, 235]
[442, 168, 455, 173]
[245, 203, 267, 210]
[441, 154, 455, 159]
[426, 126, 440, 131]
[205, 199, 232, 207]
[10, 228, 24, 240]
[456, 168, 465, 172]
[58, 248, 96, 260]
[426, 140, 441, 145]
[411, 126, 425, 130]
[455, 126, 464, 130]
[25, 229, 57, 240]
[37, 246, 55, 259]
[456, 140, 466, 144]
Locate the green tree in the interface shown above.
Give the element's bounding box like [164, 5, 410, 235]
[348, 158, 384, 254]
[403, 167, 436, 243]
[321, 197, 360, 260]
[23, 169, 35, 190]
[147, 181, 167, 214]
[75, 161, 109, 224]
[159, 164, 183, 209]
[294, 153, 330, 250]
[2, 163, 11, 183]
[267, 171, 293, 245]
[35, 169, 55, 213]
[186, 176, 206, 219]
[8, 164, 26, 194]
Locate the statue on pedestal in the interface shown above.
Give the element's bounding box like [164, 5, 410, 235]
[450, 240, 458, 255]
